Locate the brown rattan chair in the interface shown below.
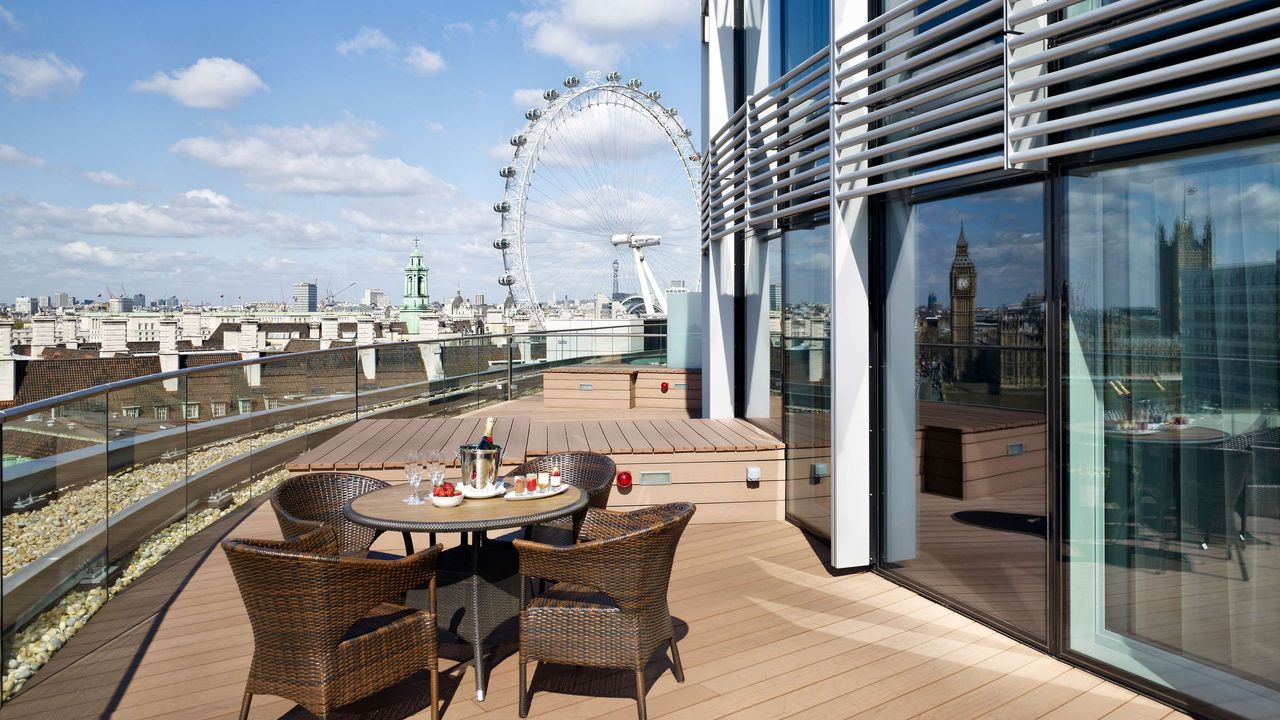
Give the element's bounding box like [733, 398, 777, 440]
[507, 451, 616, 544]
[271, 471, 415, 556]
[222, 525, 443, 720]
[513, 502, 696, 720]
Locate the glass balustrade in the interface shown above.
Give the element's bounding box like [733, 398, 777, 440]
[0, 324, 681, 700]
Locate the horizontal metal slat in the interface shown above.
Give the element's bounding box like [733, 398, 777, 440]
[749, 132, 831, 179]
[1008, 0, 1265, 77]
[841, 111, 1003, 166]
[841, 19, 1004, 92]
[749, 75, 830, 133]
[751, 114, 828, 156]
[747, 196, 830, 228]
[1008, 0, 1165, 49]
[836, 88, 1002, 150]
[836, 1, 1001, 83]
[837, 45, 1002, 109]
[1006, 0, 1080, 27]
[1009, 39, 1280, 120]
[834, 0, 929, 53]
[837, 134, 1002, 184]
[835, 0, 977, 67]
[836, 157, 1004, 200]
[751, 46, 830, 105]
[748, 164, 830, 202]
[1008, 97, 1280, 164]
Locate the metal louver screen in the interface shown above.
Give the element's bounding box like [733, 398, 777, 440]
[699, 0, 1280, 234]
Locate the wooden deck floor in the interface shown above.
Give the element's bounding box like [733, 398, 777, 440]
[3, 502, 1185, 720]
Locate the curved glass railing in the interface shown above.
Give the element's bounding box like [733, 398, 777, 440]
[0, 324, 675, 700]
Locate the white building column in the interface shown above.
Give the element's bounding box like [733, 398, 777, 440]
[30, 316, 56, 357]
[701, 239, 736, 419]
[0, 319, 15, 403]
[829, 0, 873, 570]
[100, 318, 128, 358]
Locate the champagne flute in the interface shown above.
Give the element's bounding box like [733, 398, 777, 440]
[427, 450, 445, 489]
[405, 451, 423, 504]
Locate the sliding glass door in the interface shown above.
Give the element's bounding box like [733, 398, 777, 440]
[1063, 139, 1280, 717]
[882, 183, 1049, 641]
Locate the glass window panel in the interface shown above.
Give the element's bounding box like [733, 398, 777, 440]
[1064, 138, 1280, 719]
[882, 182, 1048, 640]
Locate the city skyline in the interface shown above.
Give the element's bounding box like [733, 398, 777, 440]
[0, 1, 700, 303]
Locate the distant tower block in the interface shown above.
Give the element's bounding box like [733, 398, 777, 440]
[612, 259, 620, 299]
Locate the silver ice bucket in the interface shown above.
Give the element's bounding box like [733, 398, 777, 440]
[458, 443, 503, 490]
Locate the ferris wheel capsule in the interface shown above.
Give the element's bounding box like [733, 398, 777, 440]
[607, 71, 621, 82]
[494, 237, 511, 250]
[543, 89, 559, 102]
[499, 166, 516, 178]
[627, 78, 642, 89]
[498, 273, 516, 286]
[563, 75, 579, 88]
[493, 201, 510, 213]
[510, 135, 527, 147]
[666, 107, 679, 117]
[525, 108, 542, 121]
[648, 90, 661, 101]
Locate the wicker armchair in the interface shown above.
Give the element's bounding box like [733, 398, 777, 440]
[513, 503, 696, 720]
[507, 452, 616, 544]
[222, 526, 443, 720]
[272, 472, 415, 556]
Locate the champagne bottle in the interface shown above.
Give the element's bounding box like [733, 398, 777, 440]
[477, 417, 496, 449]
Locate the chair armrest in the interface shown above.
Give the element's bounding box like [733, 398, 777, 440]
[578, 506, 666, 541]
[513, 534, 636, 599]
[270, 495, 326, 541]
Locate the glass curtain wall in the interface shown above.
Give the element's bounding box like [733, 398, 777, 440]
[1063, 139, 1280, 717]
[782, 221, 832, 536]
[883, 183, 1049, 641]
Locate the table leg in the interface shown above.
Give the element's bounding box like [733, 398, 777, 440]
[470, 530, 487, 702]
[401, 531, 415, 555]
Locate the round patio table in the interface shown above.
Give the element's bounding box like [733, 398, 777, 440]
[343, 485, 587, 702]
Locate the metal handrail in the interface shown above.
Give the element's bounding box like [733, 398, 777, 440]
[0, 325, 668, 420]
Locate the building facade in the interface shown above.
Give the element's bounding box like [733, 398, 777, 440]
[291, 282, 317, 313]
[701, 1, 1280, 717]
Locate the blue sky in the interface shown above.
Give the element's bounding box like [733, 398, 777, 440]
[0, 0, 700, 306]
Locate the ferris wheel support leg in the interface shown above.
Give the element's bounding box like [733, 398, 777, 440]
[635, 248, 658, 316]
[639, 251, 666, 315]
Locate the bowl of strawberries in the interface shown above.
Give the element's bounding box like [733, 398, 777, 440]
[430, 482, 464, 508]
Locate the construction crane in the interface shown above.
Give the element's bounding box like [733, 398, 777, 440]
[323, 282, 355, 308]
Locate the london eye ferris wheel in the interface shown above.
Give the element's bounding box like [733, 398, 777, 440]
[493, 70, 702, 328]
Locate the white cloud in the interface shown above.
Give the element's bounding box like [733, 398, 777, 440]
[0, 4, 22, 31]
[0, 51, 83, 99]
[0, 189, 342, 247]
[337, 26, 396, 55]
[82, 170, 137, 189]
[511, 88, 546, 108]
[339, 194, 491, 238]
[170, 118, 449, 196]
[443, 21, 473, 38]
[423, 120, 445, 134]
[132, 57, 267, 109]
[512, 0, 695, 68]
[403, 45, 446, 76]
[0, 143, 44, 167]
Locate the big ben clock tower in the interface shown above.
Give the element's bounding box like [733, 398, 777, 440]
[949, 223, 977, 345]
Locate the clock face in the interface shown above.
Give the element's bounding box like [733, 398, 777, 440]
[955, 276, 971, 291]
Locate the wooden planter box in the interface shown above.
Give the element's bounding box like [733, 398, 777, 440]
[916, 401, 1046, 500]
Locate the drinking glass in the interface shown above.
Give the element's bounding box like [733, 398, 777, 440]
[405, 451, 423, 504]
[427, 450, 445, 488]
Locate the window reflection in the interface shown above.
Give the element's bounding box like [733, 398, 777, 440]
[884, 183, 1048, 640]
[1065, 139, 1280, 716]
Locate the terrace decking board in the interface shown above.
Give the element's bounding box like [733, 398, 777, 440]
[599, 419, 633, 453]
[367, 418, 433, 468]
[581, 419, 613, 454]
[395, 418, 450, 463]
[504, 416, 531, 465]
[1, 501, 1187, 720]
[306, 419, 389, 470]
[335, 419, 408, 470]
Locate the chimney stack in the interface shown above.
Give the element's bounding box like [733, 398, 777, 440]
[0, 319, 14, 403]
[320, 315, 339, 349]
[30, 316, 57, 356]
[356, 317, 375, 346]
[59, 311, 79, 348]
[238, 317, 259, 353]
[182, 309, 203, 346]
[100, 317, 128, 357]
[158, 317, 180, 355]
